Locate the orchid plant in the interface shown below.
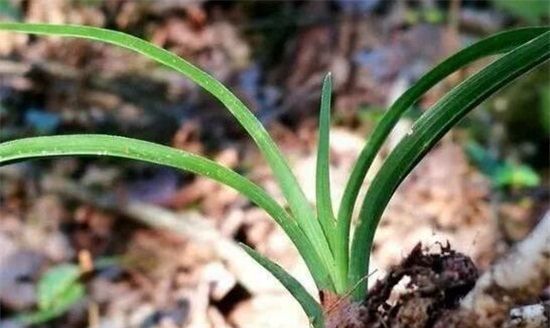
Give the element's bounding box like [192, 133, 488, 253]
[0, 23, 548, 327]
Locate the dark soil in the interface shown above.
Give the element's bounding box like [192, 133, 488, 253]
[327, 242, 479, 328]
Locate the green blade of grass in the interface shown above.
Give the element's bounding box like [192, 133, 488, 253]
[348, 31, 550, 300]
[334, 27, 549, 285]
[316, 74, 336, 243]
[0, 134, 333, 289]
[0, 23, 335, 284]
[241, 244, 325, 328]
[315, 73, 344, 293]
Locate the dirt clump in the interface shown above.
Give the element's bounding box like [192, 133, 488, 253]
[327, 242, 479, 328]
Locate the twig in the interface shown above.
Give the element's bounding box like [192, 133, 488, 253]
[461, 211, 550, 323]
[38, 175, 289, 296]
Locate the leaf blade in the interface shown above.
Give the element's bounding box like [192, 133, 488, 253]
[0, 134, 333, 289]
[0, 22, 335, 283]
[335, 27, 549, 286]
[349, 31, 550, 300]
[37, 264, 81, 311]
[315, 73, 345, 292]
[241, 244, 325, 328]
[316, 74, 336, 240]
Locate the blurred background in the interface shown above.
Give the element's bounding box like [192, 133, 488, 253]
[0, 1, 548, 327]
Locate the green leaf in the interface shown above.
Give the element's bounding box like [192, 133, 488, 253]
[16, 264, 86, 325]
[492, 0, 549, 24]
[315, 73, 345, 293]
[349, 31, 550, 300]
[336, 27, 549, 286]
[315, 74, 336, 243]
[19, 284, 85, 325]
[465, 141, 541, 189]
[37, 264, 82, 310]
[0, 22, 335, 285]
[494, 164, 540, 188]
[0, 134, 333, 290]
[465, 141, 501, 177]
[241, 244, 324, 328]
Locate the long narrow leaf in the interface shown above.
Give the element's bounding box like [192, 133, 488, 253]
[349, 31, 550, 300]
[0, 134, 332, 289]
[0, 23, 335, 281]
[315, 73, 345, 293]
[315, 75, 336, 243]
[241, 244, 324, 328]
[335, 27, 549, 283]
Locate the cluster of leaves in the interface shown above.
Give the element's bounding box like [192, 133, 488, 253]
[0, 23, 548, 327]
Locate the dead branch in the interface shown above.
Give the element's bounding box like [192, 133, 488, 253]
[460, 211, 550, 325]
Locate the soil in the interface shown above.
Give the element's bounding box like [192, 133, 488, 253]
[325, 243, 479, 328]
